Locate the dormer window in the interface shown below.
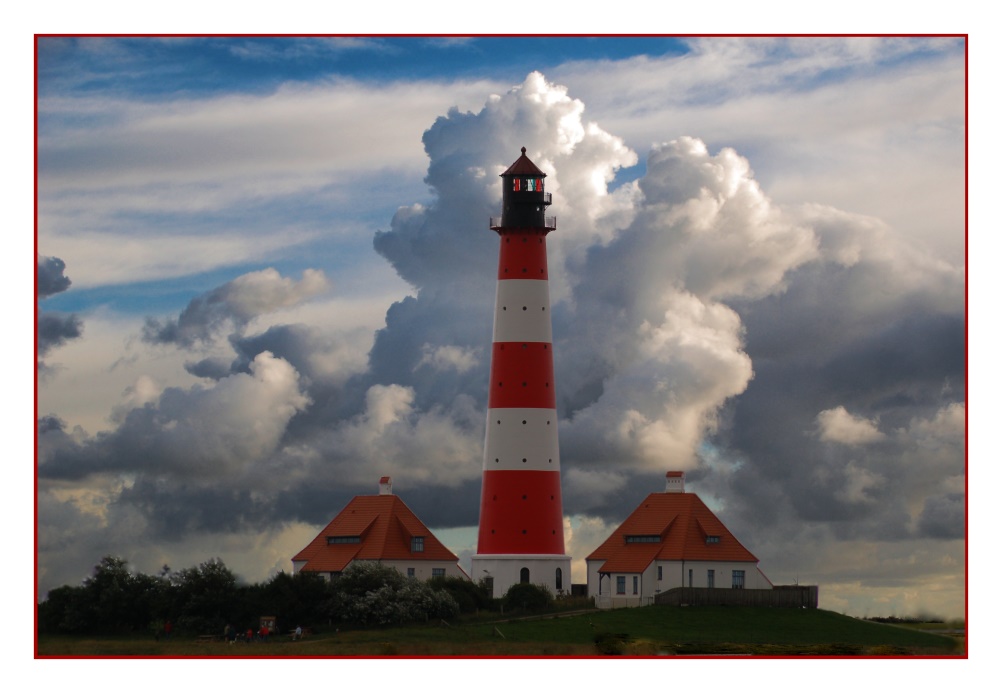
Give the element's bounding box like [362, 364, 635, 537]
[624, 535, 660, 544]
[411, 536, 425, 553]
[705, 535, 720, 544]
[327, 536, 361, 545]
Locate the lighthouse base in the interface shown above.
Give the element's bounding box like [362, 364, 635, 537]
[471, 554, 571, 600]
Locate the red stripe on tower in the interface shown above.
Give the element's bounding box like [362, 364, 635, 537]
[472, 148, 570, 598]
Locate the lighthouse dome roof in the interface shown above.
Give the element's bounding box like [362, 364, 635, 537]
[501, 147, 547, 177]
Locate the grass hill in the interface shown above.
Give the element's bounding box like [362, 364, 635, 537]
[38, 605, 962, 657]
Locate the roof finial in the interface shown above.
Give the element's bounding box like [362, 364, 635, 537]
[521, 146, 527, 155]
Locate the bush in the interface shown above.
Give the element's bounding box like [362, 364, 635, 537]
[329, 562, 459, 626]
[502, 583, 553, 613]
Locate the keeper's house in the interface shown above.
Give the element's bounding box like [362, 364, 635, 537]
[586, 472, 772, 608]
[292, 477, 468, 581]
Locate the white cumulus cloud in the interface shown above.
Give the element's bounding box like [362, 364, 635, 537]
[816, 406, 886, 445]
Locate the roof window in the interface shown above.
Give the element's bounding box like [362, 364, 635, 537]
[624, 535, 660, 544]
[327, 536, 361, 545]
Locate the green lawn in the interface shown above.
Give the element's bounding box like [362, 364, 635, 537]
[37, 606, 963, 657]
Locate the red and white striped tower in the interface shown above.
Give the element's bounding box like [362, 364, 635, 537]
[471, 147, 571, 598]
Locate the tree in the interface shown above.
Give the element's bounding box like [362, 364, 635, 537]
[256, 571, 333, 630]
[38, 555, 171, 633]
[37, 585, 78, 634]
[171, 558, 240, 634]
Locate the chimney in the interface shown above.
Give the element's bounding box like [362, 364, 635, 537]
[379, 476, 392, 495]
[665, 471, 685, 493]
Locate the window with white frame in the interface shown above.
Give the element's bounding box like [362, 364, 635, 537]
[657, 565, 662, 581]
[407, 568, 415, 578]
[616, 576, 626, 594]
[411, 536, 424, 552]
[732, 570, 745, 589]
[632, 576, 638, 594]
[432, 568, 445, 577]
[707, 569, 715, 588]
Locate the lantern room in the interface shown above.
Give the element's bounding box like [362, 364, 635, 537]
[494, 147, 555, 231]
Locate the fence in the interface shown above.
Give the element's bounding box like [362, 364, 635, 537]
[654, 585, 819, 608]
[593, 595, 656, 610]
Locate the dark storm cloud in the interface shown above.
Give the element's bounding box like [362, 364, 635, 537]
[37, 312, 83, 357]
[37, 255, 72, 298]
[37, 256, 84, 363]
[115, 477, 279, 540]
[184, 356, 233, 380]
[917, 493, 965, 539]
[718, 253, 964, 522]
[363, 291, 491, 408]
[382, 479, 483, 529]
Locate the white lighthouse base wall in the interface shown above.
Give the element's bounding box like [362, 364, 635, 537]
[471, 554, 572, 599]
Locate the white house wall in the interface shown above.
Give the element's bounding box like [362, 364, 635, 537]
[655, 560, 772, 590]
[381, 559, 467, 580]
[588, 559, 772, 608]
[298, 559, 466, 582]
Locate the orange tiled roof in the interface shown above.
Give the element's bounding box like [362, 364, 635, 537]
[292, 495, 459, 573]
[587, 492, 759, 575]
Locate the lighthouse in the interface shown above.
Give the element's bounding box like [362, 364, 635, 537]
[471, 147, 571, 598]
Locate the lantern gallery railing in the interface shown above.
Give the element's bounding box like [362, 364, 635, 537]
[490, 216, 557, 230]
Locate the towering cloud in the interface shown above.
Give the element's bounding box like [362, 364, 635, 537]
[37, 67, 964, 618]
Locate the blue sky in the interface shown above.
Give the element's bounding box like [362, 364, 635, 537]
[35, 35, 967, 639]
[38, 37, 690, 316]
[37, 37, 691, 97]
